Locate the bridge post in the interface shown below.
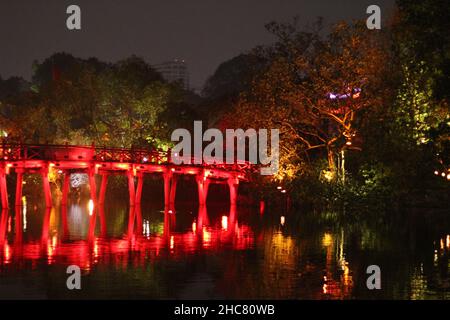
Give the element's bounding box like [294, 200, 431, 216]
[88, 206, 97, 242]
[15, 170, 24, 207]
[135, 205, 143, 235]
[127, 206, 136, 237]
[163, 170, 172, 209]
[0, 168, 8, 209]
[61, 172, 70, 206]
[169, 175, 178, 207]
[228, 203, 237, 235]
[135, 172, 144, 205]
[127, 170, 136, 207]
[41, 167, 52, 208]
[98, 173, 108, 205]
[196, 175, 210, 206]
[98, 205, 107, 238]
[0, 209, 8, 246]
[88, 169, 97, 205]
[227, 177, 239, 206]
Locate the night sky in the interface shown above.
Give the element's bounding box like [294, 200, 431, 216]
[0, 0, 395, 90]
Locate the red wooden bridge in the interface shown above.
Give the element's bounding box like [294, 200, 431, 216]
[0, 143, 255, 209]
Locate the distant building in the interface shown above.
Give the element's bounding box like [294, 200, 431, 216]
[153, 59, 189, 90]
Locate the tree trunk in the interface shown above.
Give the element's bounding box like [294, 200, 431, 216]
[327, 147, 337, 180]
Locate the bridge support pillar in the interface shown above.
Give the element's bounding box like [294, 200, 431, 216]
[228, 203, 237, 235]
[127, 170, 136, 207]
[41, 169, 52, 208]
[0, 209, 8, 246]
[169, 175, 178, 207]
[227, 177, 239, 207]
[15, 170, 24, 207]
[61, 172, 70, 206]
[98, 173, 108, 205]
[135, 173, 144, 205]
[88, 169, 97, 205]
[0, 168, 8, 209]
[163, 171, 173, 209]
[135, 205, 143, 235]
[196, 175, 210, 206]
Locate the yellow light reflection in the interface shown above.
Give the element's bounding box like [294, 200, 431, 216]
[22, 198, 27, 231]
[170, 235, 174, 250]
[322, 233, 333, 247]
[4, 243, 11, 264]
[202, 227, 211, 247]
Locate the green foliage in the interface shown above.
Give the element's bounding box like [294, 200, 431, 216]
[0, 53, 199, 148]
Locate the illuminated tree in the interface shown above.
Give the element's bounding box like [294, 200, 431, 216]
[2, 54, 194, 149]
[230, 20, 390, 182]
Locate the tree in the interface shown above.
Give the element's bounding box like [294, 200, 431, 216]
[228, 20, 390, 182]
[393, 0, 450, 145]
[2, 53, 189, 149]
[91, 57, 179, 148]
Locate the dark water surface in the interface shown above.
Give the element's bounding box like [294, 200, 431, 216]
[0, 197, 449, 299]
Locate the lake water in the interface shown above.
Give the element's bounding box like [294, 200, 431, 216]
[0, 197, 449, 299]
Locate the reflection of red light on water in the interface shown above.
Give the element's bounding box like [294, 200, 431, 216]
[202, 227, 211, 248]
[170, 236, 174, 250]
[7, 217, 11, 233]
[94, 240, 99, 259]
[0, 209, 256, 270]
[4, 243, 11, 264]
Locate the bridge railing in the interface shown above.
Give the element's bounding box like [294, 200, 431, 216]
[0, 144, 257, 173]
